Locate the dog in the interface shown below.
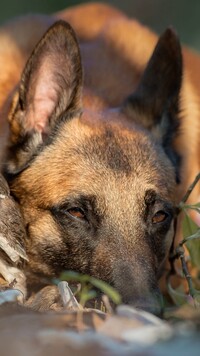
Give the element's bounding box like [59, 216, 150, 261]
[0, 3, 199, 314]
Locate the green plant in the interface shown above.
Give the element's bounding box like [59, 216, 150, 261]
[58, 270, 121, 309]
[167, 172, 200, 307]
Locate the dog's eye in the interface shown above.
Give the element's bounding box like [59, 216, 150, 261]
[152, 210, 169, 224]
[67, 207, 85, 220]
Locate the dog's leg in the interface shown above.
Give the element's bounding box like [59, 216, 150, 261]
[0, 174, 27, 302]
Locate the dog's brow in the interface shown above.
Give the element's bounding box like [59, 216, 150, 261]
[52, 194, 97, 209]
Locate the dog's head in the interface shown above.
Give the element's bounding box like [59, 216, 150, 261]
[4, 21, 182, 314]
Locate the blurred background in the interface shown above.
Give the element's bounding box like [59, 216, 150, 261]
[0, 0, 199, 51]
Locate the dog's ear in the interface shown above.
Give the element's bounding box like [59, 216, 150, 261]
[123, 28, 182, 182]
[6, 20, 82, 175]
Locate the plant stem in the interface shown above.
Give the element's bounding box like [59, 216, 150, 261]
[176, 245, 200, 308]
[180, 172, 200, 205]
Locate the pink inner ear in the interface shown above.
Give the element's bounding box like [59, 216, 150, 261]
[25, 61, 59, 134]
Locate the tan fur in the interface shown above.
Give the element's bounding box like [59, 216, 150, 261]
[0, 3, 199, 312]
[0, 3, 199, 198]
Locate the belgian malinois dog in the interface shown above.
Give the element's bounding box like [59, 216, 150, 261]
[0, 3, 199, 314]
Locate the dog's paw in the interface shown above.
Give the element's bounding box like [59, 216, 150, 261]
[25, 285, 63, 311]
[25, 282, 81, 312]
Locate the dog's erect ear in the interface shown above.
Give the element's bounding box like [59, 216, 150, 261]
[123, 28, 182, 181]
[124, 28, 182, 129]
[6, 20, 82, 175]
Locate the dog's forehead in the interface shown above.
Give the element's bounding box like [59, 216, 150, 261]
[18, 109, 176, 206]
[59, 109, 152, 159]
[57, 109, 161, 174]
[46, 113, 172, 187]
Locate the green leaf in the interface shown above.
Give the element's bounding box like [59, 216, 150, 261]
[60, 271, 90, 283]
[79, 289, 97, 306]
[167, 279, 190, 306]
[183, 230, 200, 243]
[59, 270, 122, 305]
[182, 212, 199, 239]
[90, 277, 122, 305]
[181, 203, 200, 214]
[192, 203, 200, 208]
[189, 207, 200, 214]
[193, 291, 200, 308]
[182, 212, 200, 268]
[182, 202, 200, 209]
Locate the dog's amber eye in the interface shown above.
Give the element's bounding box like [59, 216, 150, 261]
[68, 207, 85, 220]
[152, 211, 168, 224]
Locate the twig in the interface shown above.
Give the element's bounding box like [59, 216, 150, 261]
[168, 217, 178, 275]
[167, 172, 200, 307]
[180, 229, 200, 246]
[58, 281, 82, 310]
[176, 246, 196, 298]
[168, 235, 200, 308]
[180, 172, 200, 205]
[102, 294, 113, 314]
